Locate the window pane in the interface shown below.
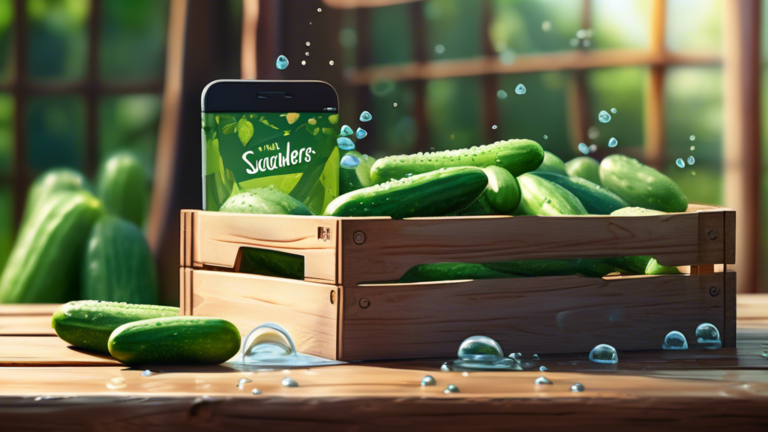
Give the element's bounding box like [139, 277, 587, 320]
[370, 81, 418, 157]
[0, 0, 13, 82]
[663, 67, 722, 205]
[666, 0, 722, 53]
[0, 93, 12, 175]
[0, 186, 12, 273]
[497, 72, 570, 157]
[99, 95, 160, 179]
[585, 67, 647, 152]
[590, 0, 650, 50]
[425, 76, 484, 150]
[370, 4, 413, 65]
[424, 0, 483, 60]
[27, 0, 91, 81]
[99, 0, 169, 82]
[489, 0, 582, 55]
[26, 96, 86, 173]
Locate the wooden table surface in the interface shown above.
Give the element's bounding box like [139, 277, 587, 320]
[1, 297, 768, 431]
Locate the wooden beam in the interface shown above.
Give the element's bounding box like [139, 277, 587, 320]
[323, 0, 424, 8]
[644, 0, 666, 170]
[566, 0, 592, 154]
[84, 0, 102, 178]
[10, 0, 28, 230]
[241, 0, 259, 79]
[723, 0, 762, 293]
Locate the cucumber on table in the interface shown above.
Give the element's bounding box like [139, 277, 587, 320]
[340, 150, 376, 195]
[108, 316, 241, 365]
[565, 156, 601, 185]
[599, 154, 689, 212]
[369, 139, 544, 183]
[532, 172, 628, 215]
[52, 301, 179, 353]
[398, 263, 515, 283]
[532, 151, 567, 175]
[514, 173, 588, 216]
[324, 167, 488, 219]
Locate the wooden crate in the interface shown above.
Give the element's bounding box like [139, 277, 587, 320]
[180, 205, 736, 361]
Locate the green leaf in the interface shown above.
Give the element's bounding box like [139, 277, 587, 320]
[237, 117, 254, 145]
[222, 123, 236, 135]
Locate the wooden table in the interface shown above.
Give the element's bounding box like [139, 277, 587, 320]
[1, 298, 768, 431]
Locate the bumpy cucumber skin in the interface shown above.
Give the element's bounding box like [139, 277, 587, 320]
[82, 216, 159, 304]
[220, 187, 314, 215]
[108, 316, 241, 365]
[21, 168, 88, 227]
[533, 151, 567, 175]
[611, 206, 665, 216]
[515, 173, 588, 216]
[0, 191, 104, 303]
[565, 156, 601, 185]
[324, 167, 488, 219]
[52, 301, 179, 353]
[340, 150, 376, 195]
[599, 154, 688, 212]
[486, 258, 618, 278]
[369, 139, 544, 184]
[398, 263, 515, 283]
[533, 172, 629, 215]
[240, 248, 304, 280]
[483, 166, 520, 213]
[97, 152, 150, 228]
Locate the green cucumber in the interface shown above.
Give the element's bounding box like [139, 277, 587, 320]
[515, 173, 588, 216]
[239, 248, 304, 280]
[611, 207, 665, 216]
[220, 187, 314, 215]
[607, 206, 679, 275]
[324, 167, 488, 219]
[576, 259, 621, 277]
[533, 172, 629, 215]
[340, 151, 376, 195]
[51, 301, 179, 353]
[483, 166, 520, 213]
[599, 154, 688, 212]
[449, 194, 499, 216]
[565, 156, 601, 185]
[97, 152, 150, 228]
[369, 139, 544, 184]
[398, 263, 515, 283]
[485, 259, 580, 277]
[533, 151, 567, 175]
[108, 316, 241, 365]
[21, 168, 88, 227]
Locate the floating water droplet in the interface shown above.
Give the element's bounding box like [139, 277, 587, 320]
[533, 354, 539, 360]
[443, 384, 459, 394]
[497, 90, 508, 99]
[340, 125, 353, 136]
[281, 377, 298, 387]
[662, 331, 688, 350]
[141, 370, 152, 377]
[337, 137, 355, 151]
[421, 375, 436, 386]
[441, 362, 451, 372]
[515, 84, 527, 95]
[542, 21, 552, 32]
[340, 154, 361, 170]
[588, 126, 600, 140]
[252, 388, 262, 395]
[570, 38, 579, 47]
[690, 135, 696, 141]
[435, 44, 445, 54]
[608, 137, 618, 148]
[539, 366, 547, 371]
[570, 383, 585, 392]
[360, 111, 373, 122]
[305, 52, 310, 57]
[355, 128, 367, 139]
[676, 158, 685, 168]
[317, 7, 322, 12]
[687, 156, 695, 165]
[589, 144, 597, 153]
[329, 60, 335, 66]
[276, 55, 289, 70]
[690, 146, 695, 151]
[543, 135, 548, 140]
[576, 29, 587, 39]
[301, 60, 307, 66]
[598, 110, 611, 123]
[492, 125, 498, 130]
[611, 108, 617, 114]
[393, 102, 398, 108]
[696, 323, 722, 349]
[535, 376, 553, 385]
[578, 143, 589, 155]
[458, 335, 504, 362]
[589, 344, 618, 364]
[500, 50, 516, 65]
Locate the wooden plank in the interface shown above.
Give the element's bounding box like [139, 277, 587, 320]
[0, 337, 120, 366]
[0, 304, 60, 316]
[341, 273, 726, 361]
[187, 270, 338, 359]
[724, 272, 737, 347]
[240, 0, 259, 79]
[644, 0, 666, 170]
[323, 0, 425, 8]
[0, 316, 55, 336]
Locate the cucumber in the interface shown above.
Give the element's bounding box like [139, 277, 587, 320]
[611, 207, 665, 217]
[239, 248, 304, 280]
[398, 263, 515, 283]
[51, 301, 179, 353]
[449, 194, 499, 216]
[0, 191, 104, 303]
[483, 166, 520, 213]
[82, 216, 158, 304]
[340, 151, 376, 195]
[324, 167, 488, 219]
[607, 206, 679, 275]
[485, 259, 580, 277]
[515, 173, 588, 216]
[97, 151, 150, 228]
[576, 259, 621, 277]
[108, 316, 241, 365]
[565, 156, 601, 185]
[599, 154, 688, 212]
[220, 187, 314, 215]
[21, 168, 88, 227]
[369, 139, 544, 184]
[533, 151, 567, 175]
[533, 172, 628, 215]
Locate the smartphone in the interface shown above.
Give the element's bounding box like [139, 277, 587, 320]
[201, 80, 340, 214]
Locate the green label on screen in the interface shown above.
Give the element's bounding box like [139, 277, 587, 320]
[202, 112, 339, 214]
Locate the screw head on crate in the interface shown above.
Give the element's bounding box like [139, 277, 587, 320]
[709, 286, 720, 297]
[706, 229, 718, 241]
[353, 231, 366, 245]
[359, 298, 371, 309]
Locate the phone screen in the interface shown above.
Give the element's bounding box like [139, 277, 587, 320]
[202, 111, 340, 214]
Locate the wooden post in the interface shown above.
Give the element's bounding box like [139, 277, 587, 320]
[566, 0, 592, 153]
[723, 0, 761, 293]
[644, 0, 666, 170]
[241, 0, 259, 79]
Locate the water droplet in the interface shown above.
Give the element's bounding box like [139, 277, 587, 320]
[340, 125, 353, 136]
[578, 143, 589, 155]
[276, 55, 289, 70]
[662, 331, 688, 350]
[543, 135, 548, 140]
[611, 108, 617, 114]
[305, 52, 310, 57]
[533, 354, 539, 360]
[696, 323, 722, 349]
[356, 128, 367, 139]
[588, 126, 600, 139]
[570, 38, 579, 47]
[570, 383, 585, 392]
[687, 156, 695, 165]
[497, 90, 508, 99]
[440, 362, 451, 372]
[393, 102, 398, 108]
[443, 384, 460, 394]
[608, 137, 618, 148]
[360, 111, 373, 122]
[508, 352, 521, 362]
[458, 335, 504, 362]
[690, 135, 696, 141]
[281, 377, 298, 387]
[576, 29, 587, 39]
[676, 158, 685, 168]
[535, 376, 553, 385]
[691, 146, 695, 151]
[435, 44, 445, 54]
[340, 154, 360, 170]
[515, 84, 527, 95]
[492, 125, 498, 130]
[317, 7, 322, 12]
[106, 377, 126, 390]
[589, 144, 597, 153]
[337, 137, 355, 151]
[329, 60, 335, 66]
[301, 60, 307, 66]
[598, 110, 611, 123]
[252, 388, 262, 395]
[539, 366, 547, 371]
[500, 49, 516, 65]
[589, 344, 618, 364]
[691, 170, 696, 176]
[421, 375, 436, 386]
[542, 21, 552, 32]
[141, 370, 152, 377]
